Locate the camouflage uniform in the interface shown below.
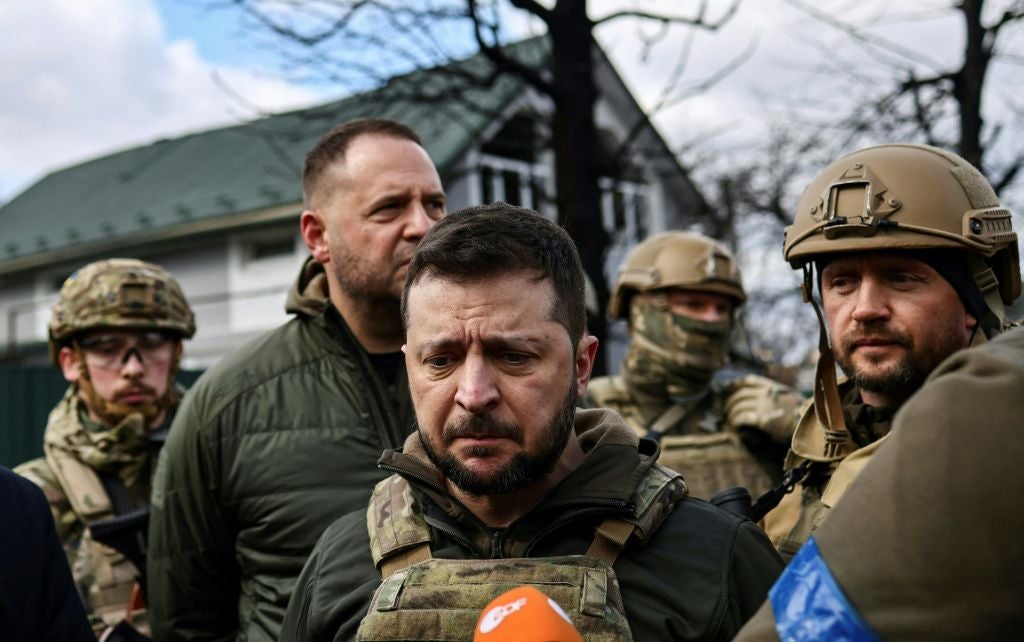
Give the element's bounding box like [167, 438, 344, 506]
[16, 386, 180, 632]
[763, 144, 1021, 559]
[585, 232, 804, 500]
[279, 408, 783, 641]
[15, 258, 195, 635]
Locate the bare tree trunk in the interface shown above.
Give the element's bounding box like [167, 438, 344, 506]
[957, 0, 988, 171]
[550, 0, 611, 373]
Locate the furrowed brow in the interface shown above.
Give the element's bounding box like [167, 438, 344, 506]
[417, 337, 463, 355]
[481, 335, 544, 352]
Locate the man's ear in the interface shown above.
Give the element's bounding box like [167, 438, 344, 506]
[574, 335, 600, 399]
[58, 346, 83, 384]
[300, 210, 330, 264]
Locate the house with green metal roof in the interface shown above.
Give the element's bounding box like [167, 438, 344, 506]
[0, 38, 702, 368]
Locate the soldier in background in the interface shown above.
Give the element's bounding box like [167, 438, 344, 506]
[762, 143, 1020, 560]
[585, 232, 804, 500]
[15, 258, 195, 639]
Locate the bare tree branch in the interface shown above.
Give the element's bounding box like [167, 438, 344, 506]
[593, 0, 740, 29]
[467, 0, 553, 95]
[784, 0, 947, 72]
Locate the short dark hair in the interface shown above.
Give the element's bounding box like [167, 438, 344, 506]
[301, 117, 421, 206]
[402, 202, 587, 346]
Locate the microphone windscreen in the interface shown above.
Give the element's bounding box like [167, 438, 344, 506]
[473, 586, 584, 642]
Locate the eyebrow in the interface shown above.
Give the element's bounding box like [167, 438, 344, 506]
[365, 191, 412, 210]
[366, 188, 446, 211]
[415, 334, 545, 354]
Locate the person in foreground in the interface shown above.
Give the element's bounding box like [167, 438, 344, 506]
[761, 143, 1020, 559]
[0, 466, 94, 642]
[147, 118, 445, 641]
[280, 203, 783, 642]
[735, 325, 1024, 642]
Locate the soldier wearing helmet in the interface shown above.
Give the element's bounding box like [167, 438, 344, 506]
[15, 258, 195, 638]
[584, 231, 804, 500]
[762, 143, 1021, 560]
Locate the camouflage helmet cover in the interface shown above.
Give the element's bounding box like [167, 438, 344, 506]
[49, 258, 196, 359]
[784, 143, 1020, 306]
[609, 231, 746, 320]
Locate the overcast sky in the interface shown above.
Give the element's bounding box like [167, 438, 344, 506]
[2, 0, 1015, 206]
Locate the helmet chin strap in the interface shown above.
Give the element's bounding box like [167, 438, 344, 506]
[966, 254, 1013, 338]
[801, 265, 850, 458]
[72, 341, 182, 430]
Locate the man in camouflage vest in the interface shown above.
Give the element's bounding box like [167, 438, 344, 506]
[585, 231, 804, 500]
[762, 144, 1021, 560]
[16, 258, 195, 639]
[735, 328, 1024, 641]
[279, 203, 783, 642]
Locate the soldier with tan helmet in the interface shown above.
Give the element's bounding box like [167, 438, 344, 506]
[15, 258, 195, 639]
[584, 231, 804, 501]
[762, 143, 1020, 560]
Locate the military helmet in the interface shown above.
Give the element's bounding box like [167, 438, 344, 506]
[49, 258, 196, 360]
[784, 143, 1021, 306]
[608, 231, 745, 320]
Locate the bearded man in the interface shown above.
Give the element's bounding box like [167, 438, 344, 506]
[279, 203, 783, 642]
[761, 144, 1020, 560]
[16, 258, 195, 638]
[147, 118, 447, 641]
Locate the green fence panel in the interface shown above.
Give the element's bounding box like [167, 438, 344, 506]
[0, 365, 202, 468]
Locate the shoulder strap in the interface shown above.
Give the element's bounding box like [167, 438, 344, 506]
[371, 463, 687, 576]
[644, 389, 711, 439]
[98, 470, 141, 516]
[585, 463, 688, 566]
[44, 443, 114, 524]
[585, 518, 635, 566]
[379, 542, 431, 580]
[368, 475, 434, 579]
[749, 460, 815, 523]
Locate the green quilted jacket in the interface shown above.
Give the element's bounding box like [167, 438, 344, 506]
[148, 258, 413, 641]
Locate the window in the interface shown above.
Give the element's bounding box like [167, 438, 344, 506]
[248, 237, 295, 262]
[600, 178, 651, 245]
[477, 154, 551, 213]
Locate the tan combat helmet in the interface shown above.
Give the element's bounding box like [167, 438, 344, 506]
[609, 231, 746, 320]
[785, 143, 1020, 457]
[49, 258, 196, 362]
[785, 143, 1020, 330]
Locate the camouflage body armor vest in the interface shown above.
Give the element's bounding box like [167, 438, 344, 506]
[16, 389, 152, 635]
[358, 464, 686, 641]
[45, 446, 148, 633]
[586, 376, 776, 500]
[764, 384, 890, 560]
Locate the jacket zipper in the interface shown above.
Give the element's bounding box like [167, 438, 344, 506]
[380, 461, 638, 558]
[524, 501, 634, 556]
[327, 306, 404, 449]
